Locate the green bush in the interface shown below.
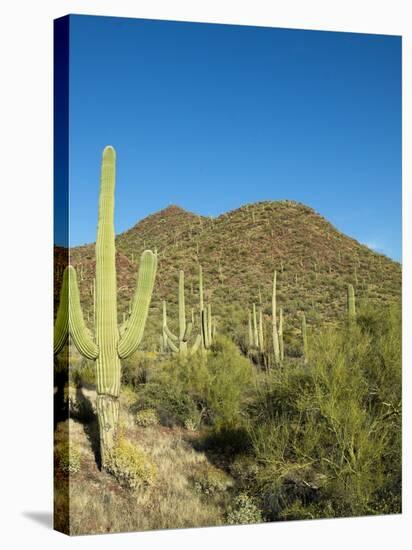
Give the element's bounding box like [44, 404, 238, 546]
[134, 408, 159, 427]
[227, 494, 263, 525]
[70, 359, 95, 386]
[136, 336, 254, 430]
[246, 302, 401, 520]
[56, 443, 81, 475]
[107, 438, 157, 491]
[191, 463, 234, 495]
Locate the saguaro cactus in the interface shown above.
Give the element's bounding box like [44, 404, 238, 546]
[279, 307, 284, 362]
[347, 283, 356, 322]
[272, 271, 280, 365]
[68, 146, 157, 468]
[252, 303, 259, 349]
[302, 312, 308, 364]
[161, 300, 169, 352]
[163, 270, 201, 355]
[248, 311, 253, 349]
[199, 265, 214, 351]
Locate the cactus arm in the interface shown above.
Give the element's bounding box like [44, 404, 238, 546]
[166, 336, 179, 353]
[162, 300, 169, 350]
[68, 266, 99, 360]
[199, 265, 204, 311]
[178, 270, 186, 341]
[164, 324, 178, 342]
[54, 266, 69, 355]
[347, 284, 356, 321]
[302, 313, 308, 364]
[258, 307, 264, 351]
[189, 334, 202, 356]
[118, 250, 157, 358]
[248, 311, 253, 348]
[252, 303, 259, 348]
[183, 322, 193, 342]
[207, 304, 212, 343]
[279, 307, 284, 362]
[201, 308, 211, 349]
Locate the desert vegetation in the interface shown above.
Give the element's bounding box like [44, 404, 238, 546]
[54, 146, 401, 535]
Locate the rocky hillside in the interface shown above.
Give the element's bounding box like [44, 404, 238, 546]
[61, 200, 401, 348]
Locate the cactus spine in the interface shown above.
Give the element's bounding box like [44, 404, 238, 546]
[68, 146, 157, 468]
[347, 283, 356, 322]
[272, 271, 280, 365]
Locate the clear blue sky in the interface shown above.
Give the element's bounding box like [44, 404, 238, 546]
[63, 15, 401, 261]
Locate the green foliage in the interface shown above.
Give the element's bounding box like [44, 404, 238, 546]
[227, 494, 263, 525]
[191, 463, 234, 495]
[136, 336, 254, 430]
[70, 359, 96, 386]
[56, 443, 81, 475]
[243, 302, 401, 520]
[107, 438, 157, 491]
[134, 408, 159, 427]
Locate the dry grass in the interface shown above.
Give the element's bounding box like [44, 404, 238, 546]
[54, 388, 233, 535]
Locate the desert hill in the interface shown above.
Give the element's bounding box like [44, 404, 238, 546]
[64, 200, 401, 349]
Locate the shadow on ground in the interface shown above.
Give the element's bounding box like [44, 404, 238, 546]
[23, 511, 53, 529]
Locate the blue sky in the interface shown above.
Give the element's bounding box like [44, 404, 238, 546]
[63, 15, 401, 261]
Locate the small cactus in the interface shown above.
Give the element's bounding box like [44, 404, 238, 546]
[279, 307, 284, 362]
[347, 283, 356, 322]
[272, 271, 280, 365]
[199, 265, 214, 351]
[302, 313, 308, 364]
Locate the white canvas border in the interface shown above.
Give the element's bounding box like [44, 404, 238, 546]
[0, 1, 410, 548]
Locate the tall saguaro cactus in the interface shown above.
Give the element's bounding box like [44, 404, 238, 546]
[68, 146, 157, 468]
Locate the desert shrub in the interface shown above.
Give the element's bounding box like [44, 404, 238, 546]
[122, 352, 154, 388]
[134, 408, 159, 427]
[229, 455, 260, 487]
[136, 336, 254, 430]
[191, 463, 234, 495]
[246, 302, 401, 520]
[226, 494, 263, 525]
[56, 443, 81, 475]
[70, 359, 95, 386]
[107, 438, 157, 491]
